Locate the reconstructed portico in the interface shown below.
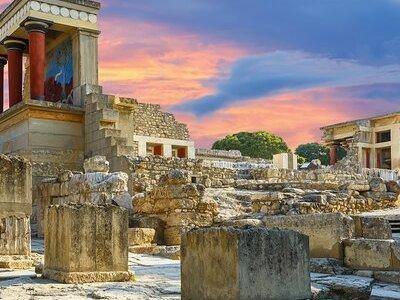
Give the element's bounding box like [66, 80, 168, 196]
[0, 0, 195, 184]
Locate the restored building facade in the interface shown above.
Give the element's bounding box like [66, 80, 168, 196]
[0, 0, 194, 183]
[321, 112, 400, 170]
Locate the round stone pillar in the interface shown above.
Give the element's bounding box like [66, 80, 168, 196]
[0, 55, 7, 113]
[25, 20, 49, 101]
[4, 39, 26, 108]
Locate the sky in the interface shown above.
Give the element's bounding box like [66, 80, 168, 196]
[2, 0, 400, 149]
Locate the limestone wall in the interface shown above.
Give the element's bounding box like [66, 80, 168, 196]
[133, 103, 189, 140]
[133, 170, 218, 245]
[113, 156, 237, 194]
[0, 155, 32, 256]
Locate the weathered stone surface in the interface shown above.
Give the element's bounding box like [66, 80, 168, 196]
[311, 273, 373, 300]
[386, 181, 400, 193]
[369, 177, 387, 192]
[181, 227, 311, 300]
[34, 165, 131, 237]
[344, 239, 400, 271]
[263, 213, 354, 261]
[0, 155, 32, 268]
[352, 216, 392, 239]
[374, 271, 400, 284]
[83, 156, 110, 173]
[310, 258, 352, 275]
[43, 203, 132, 284]
[128, 228, 156, 246]
[133, 169, 218, 246]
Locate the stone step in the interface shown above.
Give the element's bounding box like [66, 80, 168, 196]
[111, 145, 134, 156]
[97, 108, 119, 123]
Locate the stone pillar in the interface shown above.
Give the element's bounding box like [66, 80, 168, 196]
[330, 144, 338, 165]
[24, 20, 49, 101]
[4, 39, 26, 107]
[0, 55, 7, 113]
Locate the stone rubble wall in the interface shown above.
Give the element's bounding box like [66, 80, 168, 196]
[133, 170, 218, 246]
[113, 155, 237, 194]
[133, 103, 190, 140]
[245, 168, 400, 215]
[0, 154, 32, 256]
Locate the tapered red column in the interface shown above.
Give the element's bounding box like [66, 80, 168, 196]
[3, 39, 26, 108]
[329, 144, 338, 165]
[0, 55, 7, 113]
[24, 20, 49, 101]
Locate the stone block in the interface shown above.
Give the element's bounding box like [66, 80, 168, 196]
[263, 213, 354, 261]
[352, 216, 392, 239]
[83, 156, 109, 173]
[181, 227, 311, 300]
[128, 228, 156, 246]
[43, 203, 132, 283]
[344, 239, 400, 271]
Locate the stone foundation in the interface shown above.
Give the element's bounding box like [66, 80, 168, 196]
[181, 227, 311, 300]
[43, 203, 132, 284]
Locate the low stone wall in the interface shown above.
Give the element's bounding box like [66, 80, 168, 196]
[113, 155, 237, 194]
[0, 155, 32, 266]
[241, 174, 400, 215]
[133, 170, 218, 245]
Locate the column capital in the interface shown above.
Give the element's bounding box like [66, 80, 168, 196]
[23, 19, 52, 33]
[0, 55, 7, 67]
[3, 38, 27, 51]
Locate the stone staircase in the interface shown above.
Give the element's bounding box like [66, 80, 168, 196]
[388, 219, 400, 234]
[85, 94, 136, 162]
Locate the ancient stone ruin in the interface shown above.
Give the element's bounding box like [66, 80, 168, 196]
[43, 203, 132, 284]
[181, 226, 311, 300]
[0, 154, 33, 269]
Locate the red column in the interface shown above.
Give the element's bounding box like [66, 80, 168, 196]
[25, 21, 49, 101]
[4, 39, 26, 108]
[0, 55, 7, 113]
[329, 144, 338, 165]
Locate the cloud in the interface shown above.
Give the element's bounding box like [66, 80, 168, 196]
[103, 0, 400, 65]
[98, 17, 246, 106]
[175, 51, 400, 115]
[178, 86, 400, 149]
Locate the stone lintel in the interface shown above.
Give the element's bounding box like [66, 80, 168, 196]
[0, 101, 84, 133]
[42, 269, 134, 284]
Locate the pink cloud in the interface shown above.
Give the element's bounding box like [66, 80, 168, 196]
[98, 17, 246, 105]
[176, 87, 399, 149]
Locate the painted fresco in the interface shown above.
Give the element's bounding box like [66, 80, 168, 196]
[45, 39, 73, 103]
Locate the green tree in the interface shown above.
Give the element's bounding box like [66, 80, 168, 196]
[295, 143, 347, 166]
[212, 131, 289, 159]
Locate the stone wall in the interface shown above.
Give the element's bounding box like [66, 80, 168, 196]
[0, 155, 32, 257]
[113, 156, 237, 194]
[245, 168, 400, 215]
[133, 170, 218, 245]
[133, 103, 189, 140]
